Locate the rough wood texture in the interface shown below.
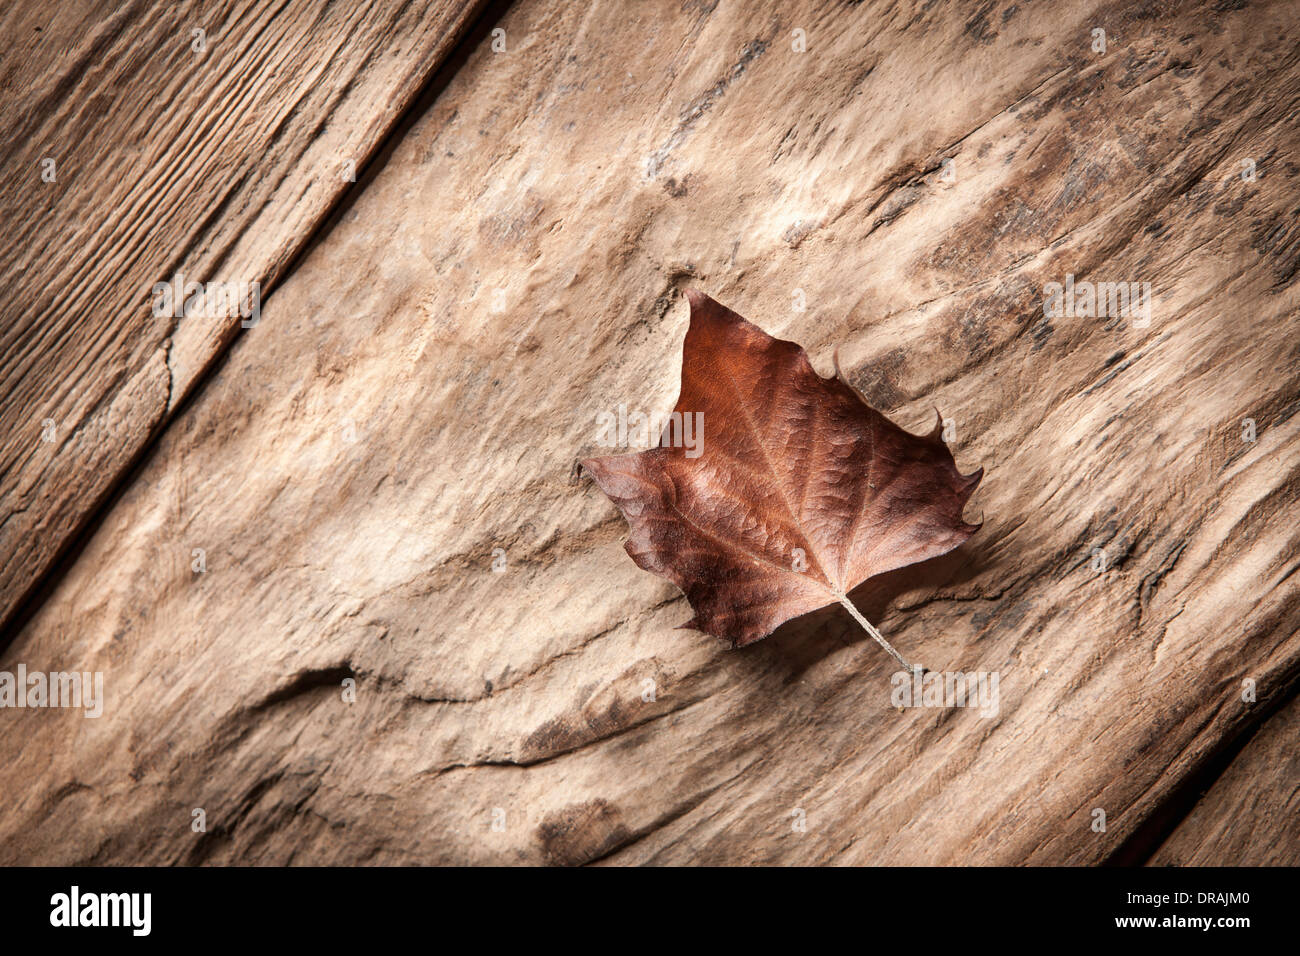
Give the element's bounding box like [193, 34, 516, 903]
[1151, 694, 1300, 866]
[0, 0, 485, 631]
[1, 0, 1298, 865]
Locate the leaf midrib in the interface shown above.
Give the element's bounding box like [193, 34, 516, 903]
[711, 352, 840, 592]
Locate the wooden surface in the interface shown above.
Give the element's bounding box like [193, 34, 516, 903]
[1152, 693, 1300, 866]
[0, 0, 486, 631]
[1, 0, 1297, 865]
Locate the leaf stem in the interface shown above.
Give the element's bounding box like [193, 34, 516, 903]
[833, 591, 919, 673]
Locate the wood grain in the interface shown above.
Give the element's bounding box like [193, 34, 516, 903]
[1151, 694, 1300, 866]
[0, 0, 1297, 865]
[0, 0, 485, 630]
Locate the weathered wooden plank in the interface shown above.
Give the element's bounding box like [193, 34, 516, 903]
[1150, 693, 1300, 866]
[0, 0, 1297, 865]
[0, 0, 485, 630]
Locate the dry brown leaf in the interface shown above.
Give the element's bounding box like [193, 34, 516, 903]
[583, 290, 982, 666]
